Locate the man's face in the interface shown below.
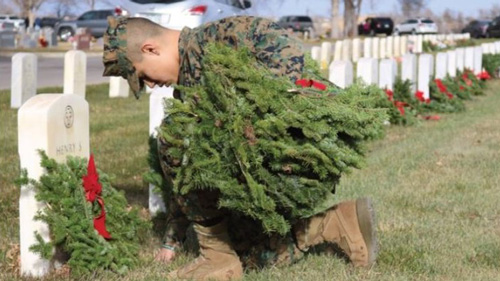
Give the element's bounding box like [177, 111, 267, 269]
[132, 47, 180, 89]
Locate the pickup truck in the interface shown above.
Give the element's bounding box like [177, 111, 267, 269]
[276, 15, 314, 33]
[55, 9, 121, 41]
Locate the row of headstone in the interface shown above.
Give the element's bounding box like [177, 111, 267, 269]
[10, 50, 134, 109]
[327, 43, 493, 100]
[312, 33, 472, 70]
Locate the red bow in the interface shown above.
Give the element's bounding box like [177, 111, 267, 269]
[477, 71, 491, 80]
[462, 73, 473, 86]
[434, 79, 453, 99]
[393, 101, 408, 116]
[385, 89, 394, 101]
[415, 91, 430, 104]
[295, 79, 327, 91]
[82, 154, 111, 239]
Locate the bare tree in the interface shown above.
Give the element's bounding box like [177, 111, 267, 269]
[10, 0, 49, 27]
[343, 0, 363, 37]
[478, 4, 500, 20]
[0, 0, 16, 14]
[397, 0, 428, 18]
[330, 0, 340, 38]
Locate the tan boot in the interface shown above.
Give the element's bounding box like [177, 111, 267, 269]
[168, 220, 243, 281]
[294, 197, 378, 267]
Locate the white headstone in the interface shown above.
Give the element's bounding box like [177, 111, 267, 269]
[495, 42, 500, 54]
[310, 46, 321, 66]
[435, 52, 448, 79]
[379, 59, 397, 90]
[402, 54, 418, 92]
[329, 60, 353, 89]
[379, 38, 387, 59]
[333, 41, 342, 61]
[356, 58, 378, 85]
[394, 36, 401, 57]
[18, 94, 89, 277]
[341, 39, 351, 61]
[148, 86, 174, 215]
[352, 38, 361, 62]
[481, 43, 490, 54]
[447, 50, 457, 78]
[363, 38, 372, 58]
[416, 35, 423, 53]
[372, 37, 380, 59]
[400, 36, 408, 56]
[386, 36, 394, 58]
[464, 47, 474, 72]
[320, 42, 333, 69]
[11, 53, 37, 109]
[109, 77, 130, 98]
[456, 48, 465, 72]
[418, 54, 433, 100]
[63, 50, 87, 97]
[473, 46, 483, 74]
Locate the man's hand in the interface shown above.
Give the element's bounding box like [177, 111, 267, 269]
[155, 248, 176, 263]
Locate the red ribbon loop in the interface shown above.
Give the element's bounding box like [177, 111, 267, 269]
[82, 154, 111, 239]
[295, 79, 327, 91]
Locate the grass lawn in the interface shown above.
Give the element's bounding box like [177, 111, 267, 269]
[1, 80, 500, 280]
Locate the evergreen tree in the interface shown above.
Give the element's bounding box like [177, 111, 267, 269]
[156, 43, 387, 235]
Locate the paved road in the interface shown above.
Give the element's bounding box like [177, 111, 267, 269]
[0, 54, 109, 90]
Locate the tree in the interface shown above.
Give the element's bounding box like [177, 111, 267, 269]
[10, 0, 49, 28]
[330, 0, 340, 38]
[397, 0, 428, 18]
[343, 0, 363, 37]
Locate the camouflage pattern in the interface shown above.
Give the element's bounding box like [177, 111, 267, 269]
[102, 16, 145, 98]
[177, 16, 305, 88]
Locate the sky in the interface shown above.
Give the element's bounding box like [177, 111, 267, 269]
[26, 0, 500, 19]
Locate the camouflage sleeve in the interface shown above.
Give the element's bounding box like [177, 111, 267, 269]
[197, 16, 305, 82]
[246, 17, 305, 82]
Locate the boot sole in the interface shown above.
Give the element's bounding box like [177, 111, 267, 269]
[356, 197, 378, 266]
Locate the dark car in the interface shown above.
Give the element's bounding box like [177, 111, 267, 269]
[277, 15, 314, 33]
[40, 17, 61, 28]
[358, 17, 394, 36]
[486, 16, 500, 38]
[462, 20, 490, 38]
[55, 9, 121, 41]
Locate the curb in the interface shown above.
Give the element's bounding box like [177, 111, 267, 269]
[0, 51, 103, 58]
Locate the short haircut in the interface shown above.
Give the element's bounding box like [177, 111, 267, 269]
[126, 17, 164, 62]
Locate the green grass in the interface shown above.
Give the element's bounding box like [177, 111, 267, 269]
[1, 80, 500, 280]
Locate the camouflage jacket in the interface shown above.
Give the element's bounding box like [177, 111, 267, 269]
[176, 16, 305, 89]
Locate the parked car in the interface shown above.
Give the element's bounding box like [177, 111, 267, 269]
[357, 17, 394, 36]
[0, 21, 15, 32]
[486, 16, 500, 38]
[55, 9, 123, 41]
[40, 17, 61, 28]
[276, 15, 314, 33]
[0, 14, 26, 30]
[127, 0, 252, 30]
[462, 20, 490, 38]
[394, 18, 438, 35]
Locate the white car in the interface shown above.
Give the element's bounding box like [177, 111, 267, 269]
[0, 14, 26, 30]
[394, 18, 438, 35]
[124, 0, 253, 30]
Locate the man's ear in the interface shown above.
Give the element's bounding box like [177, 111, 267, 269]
[141, 41, 160, 56]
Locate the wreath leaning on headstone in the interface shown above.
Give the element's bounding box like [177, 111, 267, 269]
[17, 151, 150, 276]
